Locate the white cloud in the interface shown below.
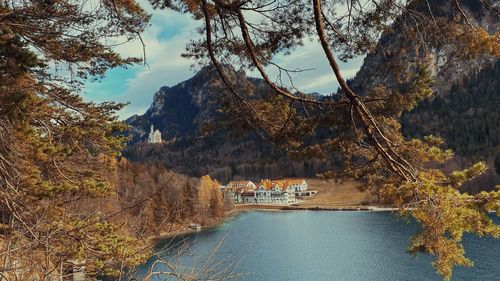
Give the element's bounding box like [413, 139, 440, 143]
[95, 7, 203, 119]
[85, 1, 365, 119]
[262, 40, 364, 95]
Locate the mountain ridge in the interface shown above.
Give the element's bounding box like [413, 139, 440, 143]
[123, 65, 337, 183]
[124, 0, 499, 187]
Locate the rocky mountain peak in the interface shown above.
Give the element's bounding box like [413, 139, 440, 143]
[351, 0, 499, 96]
[125, 64, 256, 144]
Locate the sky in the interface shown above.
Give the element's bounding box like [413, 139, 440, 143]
[82, 2, 365, 120]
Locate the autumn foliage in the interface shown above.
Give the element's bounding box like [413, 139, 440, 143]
[198, 175, 224, 221]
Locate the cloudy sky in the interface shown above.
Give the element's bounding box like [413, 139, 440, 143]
[82, 2, 364, 119]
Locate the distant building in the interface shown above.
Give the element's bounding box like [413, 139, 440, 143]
[148, 124, 162, 144]
[224, 181, 256, 203]
[282, 179, 308, 192]
[253, 179, 296, 204]
[295, 190, 318, 197]
[221, 179, 311, 205]
[225, 180, 256, 190]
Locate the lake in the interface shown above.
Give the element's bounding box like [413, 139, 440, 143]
[132, 211, 500, 281]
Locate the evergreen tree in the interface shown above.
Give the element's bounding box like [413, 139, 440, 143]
[0, 0, 150, 278]
[403, 60, 500, 158]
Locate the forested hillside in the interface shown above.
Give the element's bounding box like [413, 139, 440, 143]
[400, 60, 500, 191]
[402, 60, 500, 159]
[124, 0, 500, 189]
[125, 61, 500, 187]
[345, 0, 500, 190]
[124, 66, 340, 183]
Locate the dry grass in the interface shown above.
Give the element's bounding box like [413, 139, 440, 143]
[297, 179, 374, 208]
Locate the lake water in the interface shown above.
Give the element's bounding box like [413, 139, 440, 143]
[133, 211, 500, 281]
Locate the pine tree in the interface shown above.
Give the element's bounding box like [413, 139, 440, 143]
[0, 0, 150, 278]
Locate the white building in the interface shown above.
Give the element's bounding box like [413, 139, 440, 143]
[282, 179, 308, 192]
[223, 180, 256, 203]
[148, 124, 162, 144]
[222, 179, 311, 205]
[225, 180, 256, 190]
[252, 179, 296, 204]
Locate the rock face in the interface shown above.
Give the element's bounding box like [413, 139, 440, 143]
[124, 66, 337, 183]
[348, 0, 500, 189]
[126, 65, 270, 144]
[126, 66, 220, 143]
[351, 0, 499, 97]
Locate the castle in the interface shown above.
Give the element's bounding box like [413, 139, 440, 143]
[147, 124, 162, 144]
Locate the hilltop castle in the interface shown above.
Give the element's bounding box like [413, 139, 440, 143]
[147, 124, 162, 144]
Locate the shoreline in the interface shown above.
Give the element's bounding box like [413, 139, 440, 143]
[232, 203, 398, 212]
[146, 208, 245, 243]
[147, 204, 398, 243]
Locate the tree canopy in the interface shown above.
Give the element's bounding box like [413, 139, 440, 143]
[0, 0, 151, 278]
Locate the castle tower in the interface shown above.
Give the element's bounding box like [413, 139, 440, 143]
[148, 124, 162, 144]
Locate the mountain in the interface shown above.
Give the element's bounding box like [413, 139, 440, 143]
[350, 0, 500, 190]
[402, 60, 500, 158]
[350, 0, 499, 97]
[123, 66, 338, 183]
[125, 65, 239, 143]
[400, 59, 500, 192]
[125, 0, 499, 188]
